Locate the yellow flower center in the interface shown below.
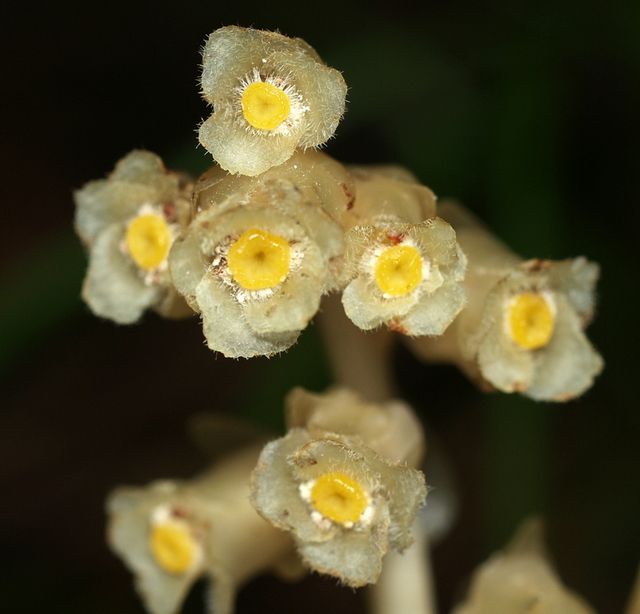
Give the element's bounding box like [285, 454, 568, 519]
[125, 213, 172, 271]
[508, 292, 555, 350]
[310, 472, 369, 526]
[241, 81, 291, 130]
[227, 228, 291, 290]
[374, 244, 423, 296]
[149, 521, 198, 575]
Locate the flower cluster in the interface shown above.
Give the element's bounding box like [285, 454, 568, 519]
[76, 24, 610, 614]
[73, 27, 603, 396]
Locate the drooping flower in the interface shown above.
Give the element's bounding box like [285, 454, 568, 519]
[250, 387, 427, 587]
[452, 518, 597, 614]
[199, 26, 347, 176]
[331, 166, 467, 336]
[107, 443, 297, 614]
[168, 150, 350, 358]
[408, 200, 603, 401]
[73, 150, 193, 323]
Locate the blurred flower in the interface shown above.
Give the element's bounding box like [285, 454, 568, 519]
[107, 443, 297, 614]
[409, 201, 603, 401]
[285, 386, 425, 468]
[452, 518, 596, 614]
[333, 166, 466, 336]
[199, 26, 347, 176]
[169, 150, 348, 358]
[250, 387, 426, 587]
[74, 150, 193, 323]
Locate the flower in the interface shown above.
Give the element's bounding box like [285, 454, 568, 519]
[335, 166, 467, 336]
[409, 200, 604, 401]
[168, 150, 350, 358]
[199, 26, 347, 176]
[73, 150, 193, 324]
[250, 387, 427, 587]
[452, 518, 597, 614]
[107, 443, 297, 614]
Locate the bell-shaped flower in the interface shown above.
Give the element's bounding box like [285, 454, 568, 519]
[107, 443, 297, 614]
[409, 200, 603, 401]
[452, 518, 597, 614]
[199, 26, 347, 176]
[250, 387, 427, 587]
[168, 150, 350, 358]
[73, 150, 193, 323]
[331, 166, 467, 336]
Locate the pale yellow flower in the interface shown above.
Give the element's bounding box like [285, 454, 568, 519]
[250, 388, 426, 587]
[168, 150, 349, 358]
[74, 150, 193, 323]
[107, 443, 296, 614]
[409, 200, 603, 401]
[199, 26, 347, 176]
[334, 167, 467, 336]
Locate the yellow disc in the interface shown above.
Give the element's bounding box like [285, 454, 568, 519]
[125, 214, 172, 271]
[241, 81, 291, 130]
[149, 522, 197, 575]
[310, 472, 369, 526]
[227, 228, 291, 290]
[374, 244, 423, 296]
[508, 292, 555, 350]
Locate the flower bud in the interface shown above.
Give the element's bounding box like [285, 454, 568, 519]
[452, 518, 597, 614]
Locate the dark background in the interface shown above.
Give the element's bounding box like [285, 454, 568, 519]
[1, 1, 639, 613]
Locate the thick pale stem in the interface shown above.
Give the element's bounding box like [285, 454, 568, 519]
[368, 519, 437, 614]
[317, 292, 396, 402]
[317, 292, 437, 614]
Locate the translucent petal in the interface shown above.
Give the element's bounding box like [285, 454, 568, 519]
[476, 320, 536, 394]
[199, 113, 302, 177]
[107, 486, 202, 614]
[527, 294, 604, 401]
[400, 282, 467, 337]
[75, 182, 159, 243]
[342, 275, 418, 330]
[241, 263, 323, 334]
[195, 271, 299, 357]
[82, 224, 162, 324]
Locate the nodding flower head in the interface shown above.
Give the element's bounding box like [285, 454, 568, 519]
[199, 26, 347, 176]
[469, 257, 603, 401]
[107, 444, 297, 614]
[251, 387, 426, 587]
[73, 150, 193, 324]
[433, 200, 604, 402]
